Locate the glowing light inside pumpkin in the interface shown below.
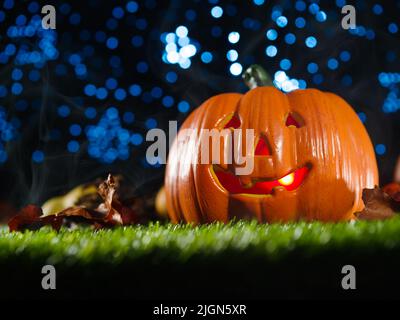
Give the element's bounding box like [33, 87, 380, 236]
[285, 113, 303, 127]
[255, 138, 270, 156]
[223, 115, 241, 129]
[278, 172, 295, 185]
[213, 166, 309, 195]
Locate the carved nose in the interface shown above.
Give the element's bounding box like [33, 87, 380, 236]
[255, 137, 270, 156]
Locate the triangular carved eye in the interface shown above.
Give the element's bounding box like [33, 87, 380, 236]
[223, 114, 241, 129]
[255, 137, 271, 156]
[285, 112, 304, 128]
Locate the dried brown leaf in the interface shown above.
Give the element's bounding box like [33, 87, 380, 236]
[355, 187, 396, 220]
[8, 205, 44, 232]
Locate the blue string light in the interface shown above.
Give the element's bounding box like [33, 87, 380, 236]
[106, 37, 119, 49]
[229, 62, 243, 76]
[339, 50, 351, 62]
[375, 144, 386, 155]
[211, 6, 223, 19]
[123, 112, 135, 124]
[126, 1, 139, 13]
[266, 29, 278, 41]
[162, 96, 174, 108]
[295, 17, 306, 28]
[295, 1, 306, 12]
[69, 124, 82, 136]
[307, 62, 318, 74]
[228, 32, 240, 44]
[379, 72, 400, 113]
[388, 23, 398, 34]
[185, 10, 196, 21]
[32, 150, 44, 163]
[280, 59, 291, 71]
[358, 112, 367, 123]
[177, 101, 190, 113]
[305, 36, 317, 48]
[226, 49, 238, 62]
[112, 7, 125, 19]
[131, 35, 144, 47]
[58, 105, 70, 118]
[165, 71, 178, 83]
[265, 45, 278, 57]
[145, 118, 157, 129]
[85, 107, 97, 119]
[276, 16, 288, 28]
[327, 58, 339, 70]
[129, 84, 142, 96]
[67, 140, 80, 153]
[372, 4, 383, 15]
[201, 52, 213, 63]
[284, 33, 296, 44]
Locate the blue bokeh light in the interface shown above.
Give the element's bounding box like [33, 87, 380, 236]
[295, 1, 306, 11]
[228, 32, 240, 44]
[327, 58, 339, 70]
[266, 29, 278, 41]
[211, 6, 223, 19]
[284, 33, 296, 44]
[276, 16, 288, 28]
[388, 23, 398, 34]
[295, 17, 306, 28]
[67, 140, 80, 153]
[375, 144, 386, 155]
[126, 1, 138, 13]
[307, 62, 318, 74]
[178, 101, 190, 113]
[32, 150, 44, 163]
[106, 37, 119, 49]
[69, 124, 82, 136]
[58, 105, 70, 118]
[230, 62, 243, 76]
[162, 96, 174, 108]
[265, 45, 278, 57]
[305, 36, 317, 48]
[358, 112, 367, 123]
[145, 118, 157, 129]
[226, 49, 238, 62]
[129, 84, 142, 96]
[340, 50, 351, 62]
[280, 58, 291, 70]
[201, 51, 213, 63]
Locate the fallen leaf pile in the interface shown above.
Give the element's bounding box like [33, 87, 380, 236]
[8, 174, 147, 232]
[355, 183, 400, 220]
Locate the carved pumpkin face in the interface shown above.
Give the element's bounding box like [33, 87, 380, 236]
[165, 87, 378, 223]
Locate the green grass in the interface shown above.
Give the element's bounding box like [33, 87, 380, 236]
[1, 219, 400, 299]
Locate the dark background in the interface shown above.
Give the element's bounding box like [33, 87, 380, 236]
[0, 0, 399, 208]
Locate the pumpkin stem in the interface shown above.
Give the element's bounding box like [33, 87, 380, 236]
[242, 64, 274, 89]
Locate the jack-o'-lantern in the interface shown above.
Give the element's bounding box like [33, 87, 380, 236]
[165, 65, 378, 223]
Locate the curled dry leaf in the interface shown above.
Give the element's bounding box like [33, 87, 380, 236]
[97, 174, 123, 224]
[382, 183, 400, 209]
[8, 205, 43, 232]
[355, 186, 399, 220]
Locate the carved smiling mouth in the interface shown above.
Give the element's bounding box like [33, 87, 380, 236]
[212, 165, 310, 195]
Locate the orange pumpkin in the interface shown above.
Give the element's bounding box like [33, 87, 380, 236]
[165, 65, 378, 223]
